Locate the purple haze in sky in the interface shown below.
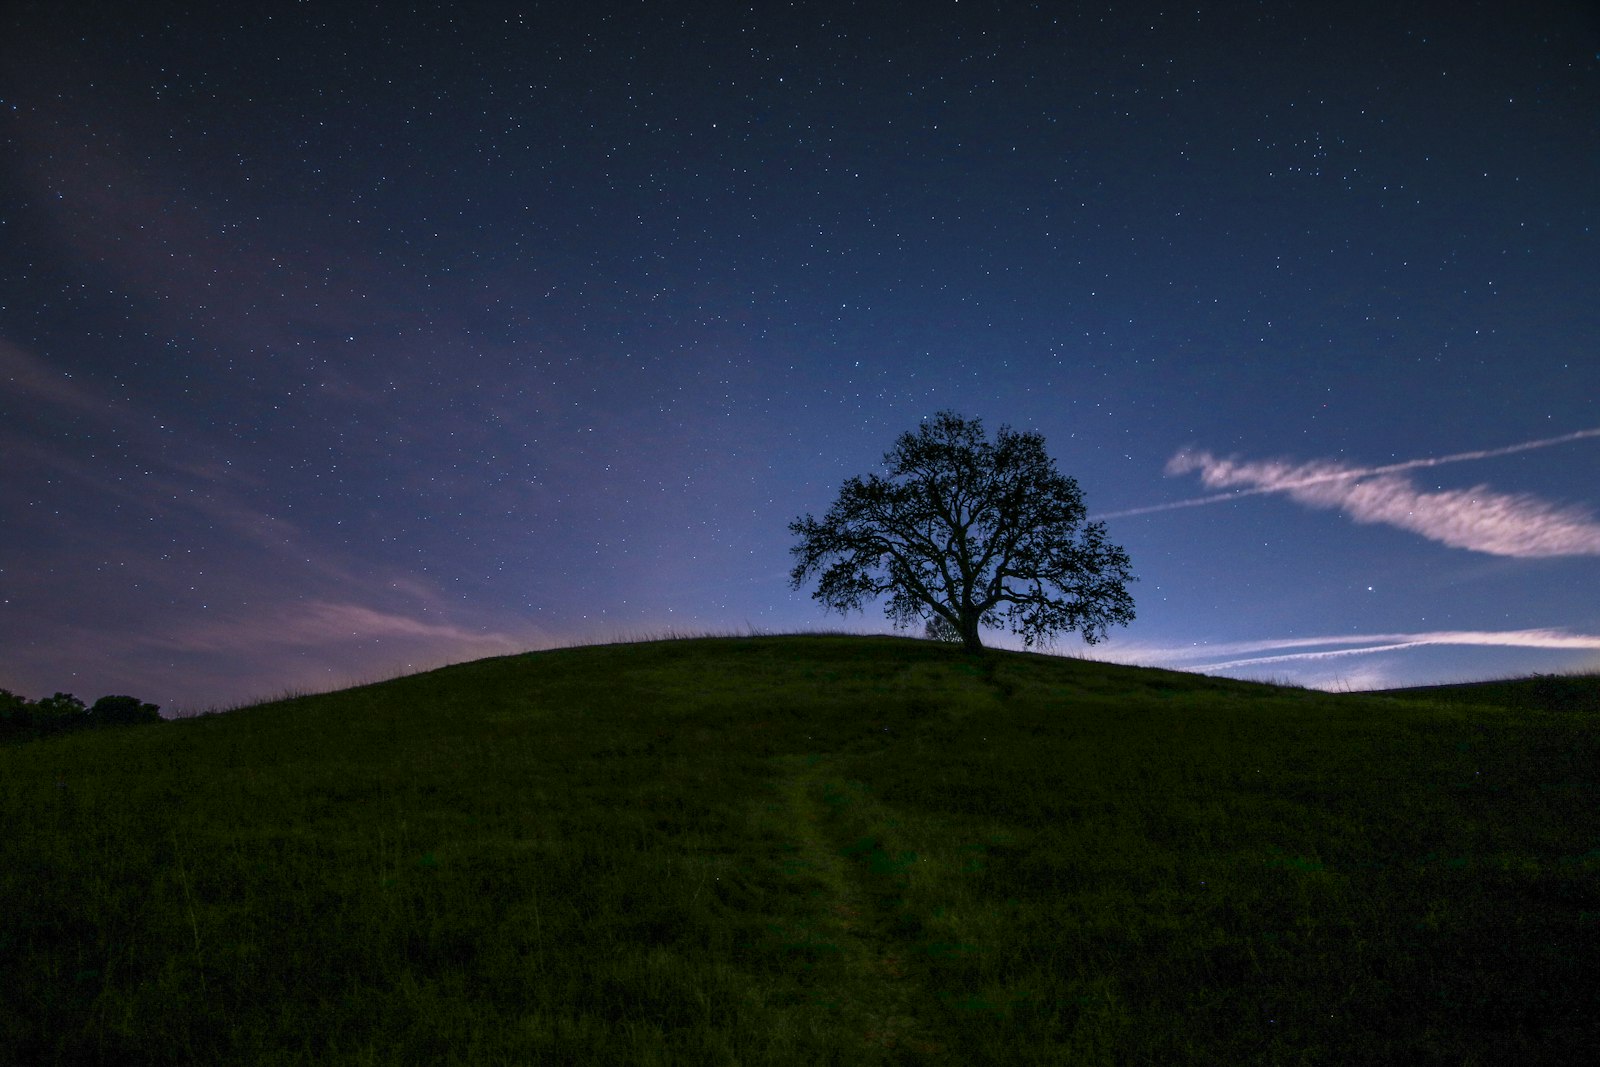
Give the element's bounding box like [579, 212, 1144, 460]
[3, 2, 1597, 711]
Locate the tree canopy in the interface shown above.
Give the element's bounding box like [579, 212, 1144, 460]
[789, 411, 1135, 651]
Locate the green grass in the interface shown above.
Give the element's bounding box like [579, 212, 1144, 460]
[1381, 671, 1600, 715]
[4, 634, 1598, 1064]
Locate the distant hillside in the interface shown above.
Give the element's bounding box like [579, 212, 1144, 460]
[4, 634, 1597, 1065]
[1381, 671, 1600, 714]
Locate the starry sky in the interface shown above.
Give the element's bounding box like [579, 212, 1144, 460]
[3, 1, 1598, 713]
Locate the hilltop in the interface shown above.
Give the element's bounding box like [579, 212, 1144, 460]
[1379, 670, 1600, 715]
[4, 634, 1597, 1064]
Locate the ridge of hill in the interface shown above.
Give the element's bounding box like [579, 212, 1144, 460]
[1378, 670, 1600, 714]
[4, 634, 1597, 1064]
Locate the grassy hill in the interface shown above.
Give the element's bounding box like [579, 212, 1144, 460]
[4, 634, 1597, 1065]
[1380, 671, 1600, 715]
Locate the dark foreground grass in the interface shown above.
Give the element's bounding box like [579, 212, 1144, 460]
[3, 635, 1597, 1064]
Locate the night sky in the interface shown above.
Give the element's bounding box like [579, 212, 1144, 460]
[4, 1, 1597, 713]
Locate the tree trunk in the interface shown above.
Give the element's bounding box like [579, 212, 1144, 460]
[958, 612, 984, 653]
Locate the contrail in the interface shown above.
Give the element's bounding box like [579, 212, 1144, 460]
[1096, 426, 1600, 520]
[1188, 627, 1600, 671]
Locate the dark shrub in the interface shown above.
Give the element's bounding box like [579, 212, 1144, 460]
[0, 689, 30, 739]
[31, 693, 87, 734]
[90, 694, 162, 725]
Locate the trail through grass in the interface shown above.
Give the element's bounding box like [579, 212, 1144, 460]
[766, 752, 950, 1061]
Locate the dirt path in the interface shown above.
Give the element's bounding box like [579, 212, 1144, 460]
[769, 753, 952, 1062]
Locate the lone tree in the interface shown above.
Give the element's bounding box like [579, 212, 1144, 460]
[789, 411, 1135, 652]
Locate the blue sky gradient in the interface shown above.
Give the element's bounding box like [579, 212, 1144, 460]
[3, 1, 1596, 711]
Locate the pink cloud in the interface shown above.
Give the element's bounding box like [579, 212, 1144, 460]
[1165, 450, 1600, 557]
[152, 600, 537, 657]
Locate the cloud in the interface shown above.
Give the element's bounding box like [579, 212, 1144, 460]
[3, 579, 555, 714]
[1165, 628, 1600, 671]
[1158, 437, 1600, 557]
[0, 338, 127, 416]
[1097, 427, 1600, 529]
[150, 600, 538, 657]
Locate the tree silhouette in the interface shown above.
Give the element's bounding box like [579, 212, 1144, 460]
[0, 689, 162, 742]
[31, 692, 87, 731]
[90, 695, 162, 725]
[0, 689, 29, 740]
[789, 411, 1136, 652]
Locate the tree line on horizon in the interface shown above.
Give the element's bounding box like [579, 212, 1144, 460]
[0, 689, 162, 744]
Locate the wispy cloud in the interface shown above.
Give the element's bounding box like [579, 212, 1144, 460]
[149, 600, 539, 657]
[0, 338, 129, 417]
[1140, 628, 1600, 672]
[1105, 429, 1600, 557]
